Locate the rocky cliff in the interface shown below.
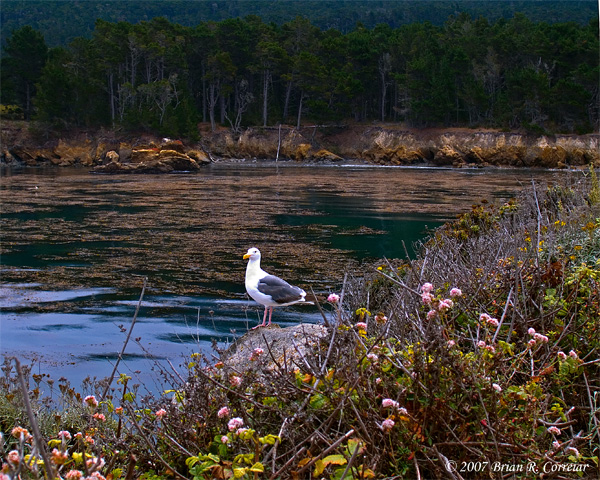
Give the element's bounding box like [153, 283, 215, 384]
[1, 121, 598, 170]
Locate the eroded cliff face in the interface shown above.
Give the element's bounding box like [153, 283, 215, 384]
[1, 121, 598, 170]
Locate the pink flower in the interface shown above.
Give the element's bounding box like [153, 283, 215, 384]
[487, 318, 499, 327]
[421, 283, 433, 293]
[375, 377, 382, 384]
[552, 441, 561, 450]
[51, 448, 68, 464]
[534, 333, 548, 343]
[450, 288, 462, 297]
[230, 375, 242, 387]
[447, 340, 456, 347]
[485, 345, 496, 354]
[566, 447, 580, 457]
[86, 457, 105, 472]
[115, 407, 124, 415]
[479, 313, 491, 323]
[492, 383, 502, 393]
[155, 409, 167, 419]
[220, 435, 229, 444]
[438, 299, 453, 311]
[547, 426, 561, 435]
[477, 340, 486, 348]
[218, 406, 230, 418]
[236, 428, 249, 436]
[7, 450, 20, 465]
[355, 322, 367, 330]
[528, 328, 536, 336]
[84, 395, 99, 408]
[366, 353, 378, 362]
[85, 435, 95, 445]
[90, 473, 106, 480]
[381, 418, 395, 432]
[228, 417, 244, 432]
[327, 293, 340, 303]
[398, 407, 408, 415]
[65, 470, 83, 480]
[250, 347, 264, 360]
[569, 350, 578, 359]
[557, 351, 567, 360]
[11, 426, 32, 442]
[92, 413, 106, 422]
[58, 430, 72, 441]
[421, 293, 433, 305]
[382, 398, 399, 409]
[426, 310, 436, 320]
[528, 339, 537, 347]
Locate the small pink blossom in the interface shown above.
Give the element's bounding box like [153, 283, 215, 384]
[421, 293, 433, 305]
[569, 350, 578, 359]
[421, 283, 433, 294]
[86, 457, 105, 472]
[250, 347, 264, 361]
[485, 345, 496, 354]
[218, 406, 230, 418]
[92, 413, 106, 422]
[327, 293, 340, 303]
[547, 426, 561, 435]
[398, 407, 408, 415]
[447, 340, 456, 347]
[355, 322, 367, 330]
[115, 407, 124, 415]
[477, 340, 486, 348]
[438, 299, 453, 311]
[65, 470, 83, 480]
[528, 328, 536, 336]
[534, 333, 549, 343]
[228, 417, 244, 432]
[552, 441, 561, 450]
[85, 435, 95, 445]
[84, 395, 99, 408]
[487, 318, 499, 327]
[492, 383, 502, 393]
[382, 398, 399, 409]
[479, 313, 492, 323]
[528, 339, 537, 347]
[236, 428, 249, 436]
[7, 450, 20, 465]
[450, 288, 462, 297]
[89, 473, 107, 480]
[58, 430, 72, 441]
[557, 351, 567, 360]
[11, 426, 32, 441]
[230, 375, 242, 387]
[566, 447, 580, 457]
[375, 377, 382, 384]
[221, 435, 229, 444]
[155, 409, 167, 419]
[366, 353, 378, 362]
[381, 418, 395, 432]
[426, 310, 436, 320]
[51, 448, 69, 464]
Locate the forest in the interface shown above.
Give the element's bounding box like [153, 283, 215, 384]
[1, 13, 599, 137]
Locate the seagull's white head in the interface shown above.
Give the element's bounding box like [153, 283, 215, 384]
[243, 247, 261, 261]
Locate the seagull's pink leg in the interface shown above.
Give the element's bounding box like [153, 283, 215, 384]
[266, 307, 273, 326]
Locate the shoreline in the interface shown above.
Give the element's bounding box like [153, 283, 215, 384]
[1, 121, 599, 171]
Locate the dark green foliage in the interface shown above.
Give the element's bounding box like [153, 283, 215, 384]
[3, 13, 599, 136]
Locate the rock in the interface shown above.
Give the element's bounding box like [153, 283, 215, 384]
[311, 149, 343, 162]
[220, 323, 329, 375]
[161, 140, 186, 153]
[433, 145, 463, 165]
[187, 149, 211, 165]
[131, 148, 159, 164]
[104, 150, 120, 164]
[53, 138, 94, 166]
[292, 143, 311, 161]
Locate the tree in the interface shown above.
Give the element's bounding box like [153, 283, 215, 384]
[2, 26, 48, 119]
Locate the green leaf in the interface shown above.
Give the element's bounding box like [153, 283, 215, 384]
[313, 459, 326, 476]
[233, 467, 248, 478]
[259, 434, 280, 445]
[323, 454, 347, 467]
[310, 393, 328, 409]
[249, 462, 264, 472]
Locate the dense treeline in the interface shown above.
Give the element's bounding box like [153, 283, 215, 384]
[1, 0, 597, 48]
[2, 14, 598, 136]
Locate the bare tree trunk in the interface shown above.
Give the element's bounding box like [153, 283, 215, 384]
[283, 80, 293, 121]
[296, 91, 304, 129]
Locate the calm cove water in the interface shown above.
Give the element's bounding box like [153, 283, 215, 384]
[0, 162, 566, 392]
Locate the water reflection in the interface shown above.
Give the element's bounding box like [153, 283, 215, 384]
[0, 163, 566, 389]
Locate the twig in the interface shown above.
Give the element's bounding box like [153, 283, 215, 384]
[339, 439, 360, 480]
[123, 403, 188, 480]
[13, 358, 55, 480]
[269, 446, 306, 480]
[296, 429, 355, 475]
[101, 277, 147, 401]
[310, 286, 330, 327]
[492, 286, 513, 343]
[376, 268, 421, 296]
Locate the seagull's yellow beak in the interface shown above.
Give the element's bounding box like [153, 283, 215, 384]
[243, 253, 251, 260]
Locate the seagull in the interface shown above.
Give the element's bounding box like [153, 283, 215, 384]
[243, 247, 310, 329]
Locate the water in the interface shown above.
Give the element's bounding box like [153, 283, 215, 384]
[0, 162, 565, 392]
